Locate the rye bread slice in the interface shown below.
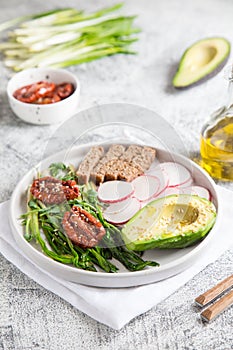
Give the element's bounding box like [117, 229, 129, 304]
[105, 159, 143, 182]
[90, 144, 125, 184]
[76, 146, 104, 184]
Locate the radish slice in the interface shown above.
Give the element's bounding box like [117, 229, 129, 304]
[98, 181, 134, 203]
[103, 197, 141, 225]
[177, 177, 193, 188]
[104, 197, 132, 215]
[145, 167, 169, 195]
[157, 162, 191, 187]
[157, 187, 181, 198]
[141, 188, 180, 206]
[132, 175, 160, 201]
[145, 158, 160, 173]
[160, 187, 182, 197]
[157, 185, 210, 200]
[186, 186, 210, 200]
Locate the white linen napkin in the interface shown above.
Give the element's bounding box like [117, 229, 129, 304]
[0, 185, 232, 330]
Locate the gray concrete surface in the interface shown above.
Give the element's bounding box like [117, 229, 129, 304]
[0, 0, 233, 349]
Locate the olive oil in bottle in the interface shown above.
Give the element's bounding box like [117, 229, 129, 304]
[200, 75, 233, 181]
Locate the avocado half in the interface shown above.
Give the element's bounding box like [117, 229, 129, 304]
[173, 37, 230, 88]
[121, 194, 216, 251]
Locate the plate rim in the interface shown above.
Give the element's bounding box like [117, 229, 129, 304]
[9, 142, 220, 284]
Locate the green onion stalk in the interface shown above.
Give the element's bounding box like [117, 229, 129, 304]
[21, 163, 159, 273]
[0, 4, 140, 71]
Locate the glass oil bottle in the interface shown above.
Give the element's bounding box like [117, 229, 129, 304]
[200, 73, 233, 181]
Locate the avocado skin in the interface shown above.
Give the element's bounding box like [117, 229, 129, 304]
[121, 195, 217, 251]
[125, 216, 216, 251]
[172, 37, 231, 89]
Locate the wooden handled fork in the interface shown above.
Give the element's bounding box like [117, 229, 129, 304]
[195, 274, 233, 322]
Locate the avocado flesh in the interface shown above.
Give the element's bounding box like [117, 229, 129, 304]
[173, 37, 230, 88]
[121, 195, 216, 251]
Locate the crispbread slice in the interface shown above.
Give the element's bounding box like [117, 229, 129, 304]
[90, 144, 125, 184]
[105, 160, 143, 182]
[122, 145, 156, 171]
[76, 146, 104, 184]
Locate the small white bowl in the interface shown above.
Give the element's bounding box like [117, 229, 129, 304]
[7, 68, 80, 125]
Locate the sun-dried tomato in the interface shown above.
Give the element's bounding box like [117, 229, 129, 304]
[36, 93, 61, 104]
[30, 176, 79, 205]
[13, 81, 74, 104]
[34, 81, 56, 98]
[62, 206, 106, 248]
[56, 83, 74, 99]
[13, 84, 38, 103]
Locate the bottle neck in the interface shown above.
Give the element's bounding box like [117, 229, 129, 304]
[225, 73, 233, 111]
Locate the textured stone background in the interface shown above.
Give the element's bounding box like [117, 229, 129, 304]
[1, 0, 233, 349]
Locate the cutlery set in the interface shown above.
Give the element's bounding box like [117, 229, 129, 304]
[195, 274, 233, 322]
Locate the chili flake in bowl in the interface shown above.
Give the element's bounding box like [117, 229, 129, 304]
[7, 68, 80, 125]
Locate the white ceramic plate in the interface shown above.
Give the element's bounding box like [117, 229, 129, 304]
[9, 143, 220, 288]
